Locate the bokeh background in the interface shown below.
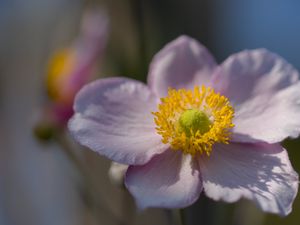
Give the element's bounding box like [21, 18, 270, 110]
[1, 0, 300, 225]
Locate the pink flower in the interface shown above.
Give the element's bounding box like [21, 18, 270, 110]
[68, 36, 299, 216]
[46, 8, 108, 126]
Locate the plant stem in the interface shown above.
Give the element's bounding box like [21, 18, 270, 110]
[130, 0, 147, 80]
[180, 208, 187, 225]
[54, 130, 127, 225]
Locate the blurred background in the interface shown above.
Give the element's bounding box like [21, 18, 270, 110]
[1, 0, 300, 225]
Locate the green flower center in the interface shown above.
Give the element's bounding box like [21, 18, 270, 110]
[178, 109, 211, 137]
[153, 86, 234, 155]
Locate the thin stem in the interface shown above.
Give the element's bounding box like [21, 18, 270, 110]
[180, 208, 187, 225]
[54, 130, 128, 225]
[54, 132, 87, 177]
[130, 0, 147, 80]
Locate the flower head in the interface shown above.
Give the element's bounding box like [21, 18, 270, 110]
[46, 8, 109, 126]
[69, 35, 299, 216]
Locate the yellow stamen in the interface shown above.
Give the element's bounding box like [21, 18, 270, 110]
[46, 48, 75, 101]
[152, 86, 234, 156]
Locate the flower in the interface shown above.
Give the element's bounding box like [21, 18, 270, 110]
[68, 35, 299, 216]
[45, 8, 109, 126]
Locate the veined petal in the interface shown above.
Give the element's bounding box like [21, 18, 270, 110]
[199, 143, 298, 216]
[148, 35, 217, 97]
[68, 78, 168, 165]
[212, 49, 300, 143]
[232, 82, 300, 143]
[125, 149, 202, 209]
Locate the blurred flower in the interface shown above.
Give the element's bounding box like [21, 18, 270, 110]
[69, 36, 299, 216]
[45, 8, 109, 127]
[108, 162, 128, 187]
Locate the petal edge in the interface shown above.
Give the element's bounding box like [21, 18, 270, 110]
[199, 143, 298, 216]
[69, 77, 168, 165]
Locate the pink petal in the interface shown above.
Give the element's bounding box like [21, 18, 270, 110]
[71, 8, 109, 83]
[148, 35, 217, 97]
[59, 9, 109, 104]
[68, 78, 168, 165]
[198, 143, 298, 216]
[125, 149, 202, 209]
[213, 49, 300, 143]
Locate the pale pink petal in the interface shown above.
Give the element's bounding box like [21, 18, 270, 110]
[232, 83, 300, 143]
[62, 9, 109, 102]
[212, 49, 300, 143]
[125, 149, 202, 209]
[68, 78, 167, 165]
[199, 143, 298, 216]
[148, 35, 217, 97]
